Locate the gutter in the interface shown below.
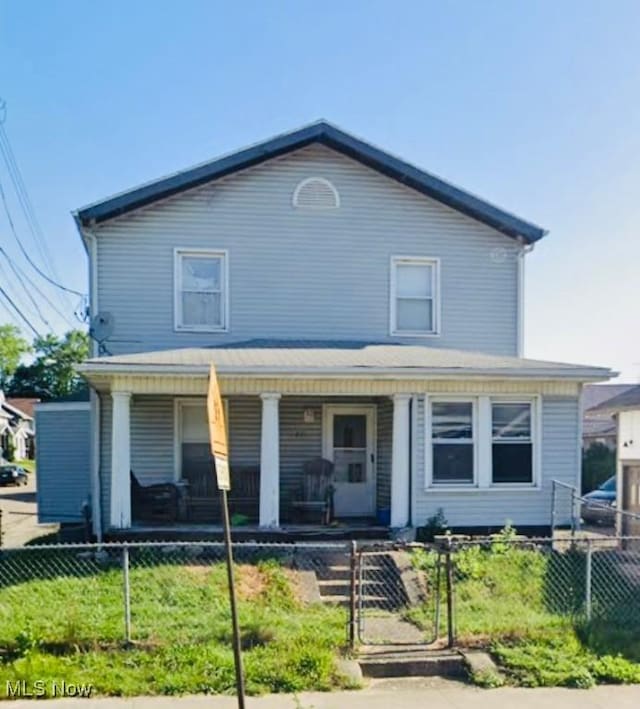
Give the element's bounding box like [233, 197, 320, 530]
[77, 362, 615, 382]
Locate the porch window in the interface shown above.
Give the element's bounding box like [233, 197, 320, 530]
[174, 249, 228, 331]
[390, 256, 439, 336]
[491, 402, 534, 484]
[431, 401, 475, 485]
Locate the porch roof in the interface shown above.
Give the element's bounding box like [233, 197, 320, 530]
[79, 340, 612, 382]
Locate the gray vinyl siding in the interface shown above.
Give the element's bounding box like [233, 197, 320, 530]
[94, 145, 520, 356]
[36, 406, 91, 523]
[412, 395, 580, 528]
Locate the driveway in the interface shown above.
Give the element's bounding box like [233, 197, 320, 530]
[5, 679, 640, 708]
[0, 470, 57, 547]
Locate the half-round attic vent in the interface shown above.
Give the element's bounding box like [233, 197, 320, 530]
[292, 177, 340, 210]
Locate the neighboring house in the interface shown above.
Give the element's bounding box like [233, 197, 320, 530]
[41, 121, 612, 538]
[0, 391, 36, 461]
[588, 385, 640, 535]
[582, 384, 636, 450]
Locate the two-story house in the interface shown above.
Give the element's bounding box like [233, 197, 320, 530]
[37, 121, 611, 538]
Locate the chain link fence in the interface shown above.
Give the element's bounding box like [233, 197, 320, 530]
[0, 541, 353, 651]
[0, 536, 639, 655]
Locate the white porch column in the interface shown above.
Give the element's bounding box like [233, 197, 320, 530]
[390, 393, 411, 528]
[259, 393, 281, 528]
[110, 391, 132, 529]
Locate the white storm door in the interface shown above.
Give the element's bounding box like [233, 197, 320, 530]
[323, 405, 376, 518]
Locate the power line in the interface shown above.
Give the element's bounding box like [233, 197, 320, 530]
[0, 174, 84, 298]
[0, 110, 77, 312]
[0, 285, 41, 337]
[0, 247, 51, 328]
[0, 259, 44, 331]
[0, 245, 76, 329]
[0, 292, 21, 329]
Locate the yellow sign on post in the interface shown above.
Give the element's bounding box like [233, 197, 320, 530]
[207, 364, 230, 491]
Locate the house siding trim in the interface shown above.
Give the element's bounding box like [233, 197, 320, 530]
[87, 373, 582, 398]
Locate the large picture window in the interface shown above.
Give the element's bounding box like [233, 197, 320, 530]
[491, 402, 534, 484]
[431, 401, 475, 485]
[391, 257, 439, 335]
[175, 249, 227, 331]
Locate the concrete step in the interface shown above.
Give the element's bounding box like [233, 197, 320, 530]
[357, 648, 465, 679]
[314, 564, 388, 580]
[316, 579, 388, 595]
[320, 594, 390, 607]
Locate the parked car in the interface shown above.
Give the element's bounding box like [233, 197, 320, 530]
[581, 476, 616, 525]
[0, 465, 29, 487]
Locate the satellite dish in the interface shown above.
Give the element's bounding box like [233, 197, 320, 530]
[90, 312, 115, 342]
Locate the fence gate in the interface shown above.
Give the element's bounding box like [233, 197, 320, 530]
[356, 543, 443, 645]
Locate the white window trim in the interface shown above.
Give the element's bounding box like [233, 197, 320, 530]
[292, 177, 340, 209]
[174, 248, 229, 333]
[390, 256, 441, 337]
[173, 397, 229, 481]
[425, 396, 478, 489]
[489, 396, 541, 490]
[424, 394, 541, 491]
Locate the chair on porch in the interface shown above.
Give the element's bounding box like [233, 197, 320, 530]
[291, 458, 335, 525]
[130, 471, 180, 523]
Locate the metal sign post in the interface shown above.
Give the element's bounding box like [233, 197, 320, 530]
[208, 365, 246, 709]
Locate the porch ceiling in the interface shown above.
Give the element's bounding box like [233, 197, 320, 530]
[78, 341, 612, 393]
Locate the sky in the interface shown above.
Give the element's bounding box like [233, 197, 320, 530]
[0, 0, 639, 380]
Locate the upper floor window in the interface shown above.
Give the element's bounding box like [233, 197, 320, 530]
[390, 257, 440, 336]
[174, 249, 228, 332]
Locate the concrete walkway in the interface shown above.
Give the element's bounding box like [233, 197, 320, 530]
[7, 679, 640, 708]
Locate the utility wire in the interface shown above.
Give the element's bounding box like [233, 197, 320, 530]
[0, 259, 43, 329]
[0, 174, 84, 298]
[0, 245, 75, 329]
[0, 247, 52, 328]
[0, 284, 41, 337]
[0, 292, 21, 329]
[0, 102, 84, 301]
[0, 110, 71, 302]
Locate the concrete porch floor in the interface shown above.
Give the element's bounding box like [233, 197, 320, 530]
[106, 522, 390, 542]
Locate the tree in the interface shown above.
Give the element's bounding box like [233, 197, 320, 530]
[582, 442, 616, 493]
[0, 324, 30, 391]
[8, 330, 90, 400]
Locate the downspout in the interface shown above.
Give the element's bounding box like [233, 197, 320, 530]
[517, 242, 535, 357]
[83, 225, 103, 540]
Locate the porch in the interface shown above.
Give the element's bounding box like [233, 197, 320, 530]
[103, 392, 412, 531]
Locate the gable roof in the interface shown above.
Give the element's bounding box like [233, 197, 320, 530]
[588, 384, 640, 414]
[74, 121, 547, 244]
[5, 398, 39, 419]
[583, 384, 637, 412]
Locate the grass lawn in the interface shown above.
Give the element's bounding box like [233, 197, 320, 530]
[0, 555, 351, 698]
[411, 534, 640, 688]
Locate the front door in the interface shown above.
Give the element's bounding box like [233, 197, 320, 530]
[323, 405, 376, 518]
